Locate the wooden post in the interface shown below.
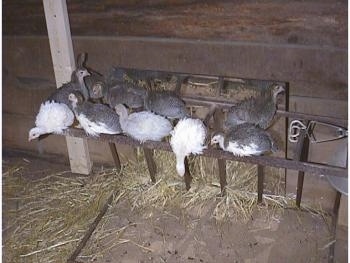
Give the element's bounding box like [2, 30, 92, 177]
[43, 0, 92, 174]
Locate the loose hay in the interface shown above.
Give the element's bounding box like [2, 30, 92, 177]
[3, 165, 123, 263]
[3, 150, 327, 262]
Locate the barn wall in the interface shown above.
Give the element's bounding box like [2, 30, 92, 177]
[3, 0, 347, 218]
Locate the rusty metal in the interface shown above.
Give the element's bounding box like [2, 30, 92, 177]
[257, 165, 264, 203]
[62, 129, 347, 178]
[328, 191, 342, 263]
[143, 148, 157, 183]
[108, 143, 121, 172]
[283, 82, 290, 196]
[289, 120, 347, 144]
[184, 158, 192, 190]
[67, 191, 117, 263]
[213, 107, 228, 195]
[293, 122, 310, 208]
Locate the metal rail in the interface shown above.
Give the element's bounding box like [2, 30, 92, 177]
[62, 128, 347, 178]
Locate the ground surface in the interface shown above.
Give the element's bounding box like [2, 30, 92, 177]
[2, 149, 348, 263]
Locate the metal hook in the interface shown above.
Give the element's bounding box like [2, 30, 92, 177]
[288, 120, 307, 143]
[289, 119, 348, 144]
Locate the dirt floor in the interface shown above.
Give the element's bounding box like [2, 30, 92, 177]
[2, 149, 348, 263]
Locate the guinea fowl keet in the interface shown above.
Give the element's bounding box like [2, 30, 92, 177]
[105, 83, 146, 109]
[170, 118, 207, 176]
[68, 91, 122, 137]
[28, 101, 74, 141]
[211, 123, 277, 156]
[144, 90, 188, 119]
[225, 84, 285, 129]
[47, 67, 91, 110]
[115, 104, 172, 142]
[28, 64, 90, 141]
[90, 69, 146, 109]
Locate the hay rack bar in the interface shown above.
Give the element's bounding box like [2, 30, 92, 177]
[61, 70, 347, 263]
[61, 70, 348, 202]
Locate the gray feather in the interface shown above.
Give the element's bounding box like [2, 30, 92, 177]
[144, 90, 188, 119]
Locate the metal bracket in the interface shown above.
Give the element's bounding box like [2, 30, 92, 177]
[289, 120, 347, 144]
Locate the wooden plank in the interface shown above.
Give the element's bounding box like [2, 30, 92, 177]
[43, 0, 92, 174]
[3, 36, 347, 100]
[4, 1, 347, 50]
[72, 36, 347, 98]
[67, 191, 117, 263]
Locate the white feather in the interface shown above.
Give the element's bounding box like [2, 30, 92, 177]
[170, 118, 207, 176]
[76, 113, 119, 137]
[31, 101, 74, 137]
[120, 111, 172, 142]
[225, 141, 261, 156]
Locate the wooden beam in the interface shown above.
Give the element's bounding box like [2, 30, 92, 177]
[43, 0, 92, 174]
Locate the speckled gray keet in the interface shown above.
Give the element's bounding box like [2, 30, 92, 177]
[48, 53, 91, 109]
[68, 91, 122, 137]
[211, 123, 277, 156]
[144, 90, 188, 119]
[225, 83, 285, 129]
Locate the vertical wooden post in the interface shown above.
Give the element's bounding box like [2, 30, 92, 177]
[43, 0, 92, 174]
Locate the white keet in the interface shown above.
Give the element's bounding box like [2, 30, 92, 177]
[28, 101, 74, 141]
[211, 123, 277, 157]
[211, 135, 261, 156]
[170, 118, 207, 176]
[115, 104, 173, 142]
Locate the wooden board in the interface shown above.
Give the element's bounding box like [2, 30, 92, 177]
[4, 1, 347, 49]
[43, 0, 92, 174]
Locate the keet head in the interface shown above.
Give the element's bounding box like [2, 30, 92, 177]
[68, 91, 84, 105]
[76, 68, 90, 79]
[68, 92, 78, 103]
[28, 127, 42, 141]
[92, 83, 103, 98]
[210, 132, 224, 145]
[115, 104, 128, 117]
[271, 83, 285, 96]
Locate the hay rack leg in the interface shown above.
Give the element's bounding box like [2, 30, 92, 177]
[184, 157, 192, 190]
[213, 99, 228, 196]
[108, 143, 121, 172]
[144, 148, 157, 183]
[257, 165, 264, 203]
[292, 121, 310, 207]
[328, 191, 342, 263]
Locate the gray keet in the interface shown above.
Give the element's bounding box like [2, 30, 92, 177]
[225, 83, 285, 129]
[68, 91, 122, 137]
[211, 123, 277, 156]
